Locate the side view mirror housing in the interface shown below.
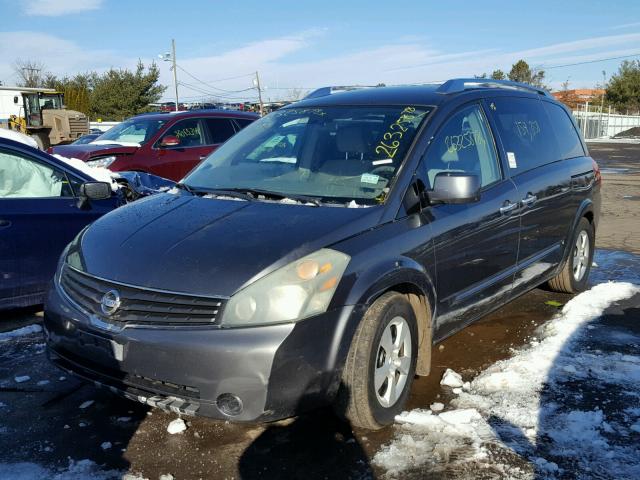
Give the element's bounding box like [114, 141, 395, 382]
[159, 135, 180, 147]
[428, 172, 481, 204]
[77, 181, 112, 209]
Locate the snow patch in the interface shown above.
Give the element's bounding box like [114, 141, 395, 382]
[52, 154, 120, 191]
[79, 400, 94, 410]
[0, 459, 123, 480]
[375, 281, 640, 477]
[0, 324, 42, 341]
[167, 418, 187, 434]
[440, 368, 464, 388]
[14, 376, 30, 383]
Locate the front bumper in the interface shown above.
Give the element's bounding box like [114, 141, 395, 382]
[44, 282, 364, 422]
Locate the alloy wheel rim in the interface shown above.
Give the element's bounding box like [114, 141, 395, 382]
[374, 316, 412, 408]
[572, 230, 590, 282]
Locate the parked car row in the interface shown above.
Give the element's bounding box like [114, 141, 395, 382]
[39, 79, 601, 430]
[51, 109, 259, 181]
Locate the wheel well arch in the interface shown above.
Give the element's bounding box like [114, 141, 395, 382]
[583, 210, 594, 224]
[373, 282, 434, 377]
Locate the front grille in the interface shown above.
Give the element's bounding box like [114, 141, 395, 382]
[60, 265, 226, 326]
[68, 116, 89, 135]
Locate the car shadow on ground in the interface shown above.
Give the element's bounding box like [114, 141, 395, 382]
[238, 385, 373, 480]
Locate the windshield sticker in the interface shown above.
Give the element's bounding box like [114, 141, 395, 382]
[507, 151, 517, 168]
[372, 158, 393, 166]
[445, 130, 486, 154]
[375, 106, 425, 159]
[515, 120, 540, 141]
[361, 173, 380, 184]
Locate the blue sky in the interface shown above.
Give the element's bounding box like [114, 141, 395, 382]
[1, 0, 639, 102]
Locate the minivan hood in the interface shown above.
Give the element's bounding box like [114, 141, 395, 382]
[76, 193, 381, 297]
[51, 143, 139, 161]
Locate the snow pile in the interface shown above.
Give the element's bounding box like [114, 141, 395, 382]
[167, 418, 187, 434]
[0, 324, 42, 341]
[52, 154, 119, 191]
[375, 281, 640, 478]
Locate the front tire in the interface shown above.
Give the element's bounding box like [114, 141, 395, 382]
[335, 291, 418, 430]
[548, 217, 595, 293]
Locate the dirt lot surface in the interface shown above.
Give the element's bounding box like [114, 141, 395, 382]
[1, 142, 639, 479]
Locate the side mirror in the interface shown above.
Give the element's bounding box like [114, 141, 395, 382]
[428, 172, 481, 204]
[159, 135, 180, 147]
[77, 181, 111, 209]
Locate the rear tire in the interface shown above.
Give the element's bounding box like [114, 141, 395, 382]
[334, 291, 418, 430]
[547, 217, 594, 293]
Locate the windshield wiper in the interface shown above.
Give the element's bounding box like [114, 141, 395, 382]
[226, 187, 321, 206]
[183, 186, 254, 201]
[175, 182, 194, 194]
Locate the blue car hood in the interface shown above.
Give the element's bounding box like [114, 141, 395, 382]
[76, 193, 381, 297]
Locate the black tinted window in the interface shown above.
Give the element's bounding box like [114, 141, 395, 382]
[488, 97, 558, 174]
[205, 118, 237, 144]
[543, 102, 584, 159]
[234, 118, 254, 129]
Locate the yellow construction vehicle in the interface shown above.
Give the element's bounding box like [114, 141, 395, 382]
[0, 86, 89, 149]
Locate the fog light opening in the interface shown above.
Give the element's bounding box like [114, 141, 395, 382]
[216, 393, 243, 416]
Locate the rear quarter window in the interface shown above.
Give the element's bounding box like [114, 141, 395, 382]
[543, 102, 585, 159]
[233, 118, 254, 129]
[488, 97, 559, 174]
[204, 118, 237, 144]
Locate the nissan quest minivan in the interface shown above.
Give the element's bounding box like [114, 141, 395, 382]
[44, 79, 600, 429]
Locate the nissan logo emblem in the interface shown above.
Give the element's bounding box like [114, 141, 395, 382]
[100, 289, 121, 316]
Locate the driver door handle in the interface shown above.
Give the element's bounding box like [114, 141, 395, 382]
[0, 219, 11, 228]
[499, 201, 518, 215]
[521, 194, 537, 207]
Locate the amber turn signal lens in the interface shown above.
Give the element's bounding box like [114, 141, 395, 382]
[320, 277, 338, 291]
[319, 262, 333, 274]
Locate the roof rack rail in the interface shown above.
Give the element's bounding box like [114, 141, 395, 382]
[304, 85, 380, 99]
[436, 78, 551, 97]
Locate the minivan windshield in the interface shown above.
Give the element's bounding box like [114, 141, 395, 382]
[93, 117, 167, 146]
[184, 106, 431, 205]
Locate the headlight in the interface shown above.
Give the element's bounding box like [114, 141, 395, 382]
[221, 248, 350, 327]
[87, 156, 117, 168]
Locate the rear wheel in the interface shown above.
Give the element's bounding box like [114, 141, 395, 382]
[335, 291, 418, 430]
[547, 217, 594, 293]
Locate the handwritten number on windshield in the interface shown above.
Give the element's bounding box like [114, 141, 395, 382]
[375, 107, 418, 158]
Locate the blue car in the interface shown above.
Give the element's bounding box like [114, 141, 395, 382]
[0, 137, 174, 310]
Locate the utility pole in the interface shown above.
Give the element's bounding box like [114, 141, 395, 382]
[255, 71, 264, 116]
[599, 70, 606, 138]
[172, 39, 179, 112]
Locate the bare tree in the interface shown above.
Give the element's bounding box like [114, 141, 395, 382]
[13, 59, 52, 88]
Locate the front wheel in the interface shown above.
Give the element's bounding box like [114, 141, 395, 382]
[335, 291, 418, 430]
[547, 217, 595, 293]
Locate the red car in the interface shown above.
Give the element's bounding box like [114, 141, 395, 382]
[51, 110, 259, 181]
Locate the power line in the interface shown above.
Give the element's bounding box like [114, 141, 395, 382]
[176, 65, 255, 94]
[178, 81, 257, 101]
[540, 53, 640, 70]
